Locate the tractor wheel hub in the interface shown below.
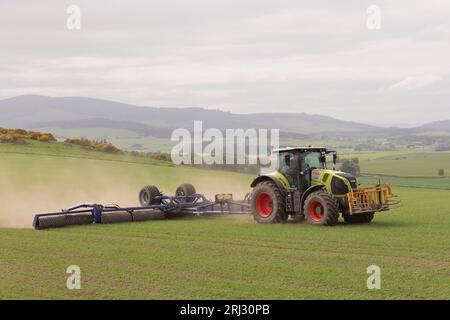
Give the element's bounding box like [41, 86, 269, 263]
[255, 192, 273, 218]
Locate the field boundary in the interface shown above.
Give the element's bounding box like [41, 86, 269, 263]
[361, 172, 447, 179]
[382, 184, 450, 190]
[1, 151, 448, 190]
[360, 174, 450, 190]
[0, 150, 174, 168]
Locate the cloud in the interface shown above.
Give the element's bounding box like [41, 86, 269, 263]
[1, 1, 450, 126]
[385, 75, 442, 92]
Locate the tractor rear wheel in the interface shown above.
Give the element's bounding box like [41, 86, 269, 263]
[251, 181, 287, 223]
[343, 212, 374, 224]
[303, 191, 339, 226]
[139, 185, 161, 206]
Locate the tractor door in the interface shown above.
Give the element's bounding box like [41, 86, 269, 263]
[300, 151, 325, 191]
[299, 153, 311, 192]
[278, 151, 300, 188]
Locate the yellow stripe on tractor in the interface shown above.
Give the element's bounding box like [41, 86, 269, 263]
[347, 185, 395, 215]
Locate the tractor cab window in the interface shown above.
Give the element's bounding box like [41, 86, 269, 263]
[297, 151, 324, 190]
[278, 152, 299, 186]
[303, 151, 324, 171]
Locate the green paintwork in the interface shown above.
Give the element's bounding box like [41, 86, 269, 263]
[310, 168, 352, 198]
[262, 168, 352, 197]
[266, 171, 291, 189]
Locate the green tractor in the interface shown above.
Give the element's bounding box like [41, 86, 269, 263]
[250, 147, 394, 225]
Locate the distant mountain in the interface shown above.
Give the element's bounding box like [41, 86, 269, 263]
[0, 95, 380, 136]
[1, 95, 449, 142]
[417, 120, 450, 132]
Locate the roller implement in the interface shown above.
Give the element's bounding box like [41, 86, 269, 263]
[33, 147, 398, 229]
[33, 184, 251, 229]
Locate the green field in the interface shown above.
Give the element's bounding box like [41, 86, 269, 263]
[30, 127, 179, 152]
[339, 149, 450, 189]
[358, 152, 450, 177]
[0, 141, 449, 299]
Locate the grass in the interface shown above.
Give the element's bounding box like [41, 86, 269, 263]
[30, 127, 179, 152]
[0, 187, 449, 299]
[0, 141, 449, 299]
[0, 145, 251, 192]
[358, 152, 450, 177]
[359, 175, 450, 190]
[0, 139, 171, 165]
[339, 149, 450, 188]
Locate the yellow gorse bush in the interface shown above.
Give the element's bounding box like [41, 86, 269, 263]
[65, 138, 123, 154]
[0, 127, 56, 144]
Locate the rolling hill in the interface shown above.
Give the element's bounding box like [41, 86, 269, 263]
[1, 95, 449, 152]
[0, 95, 379, 135]
[417, 120, 450, 132]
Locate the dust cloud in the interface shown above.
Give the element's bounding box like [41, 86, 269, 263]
[0, 166, 253, 229]
[0, 172, 141, 229]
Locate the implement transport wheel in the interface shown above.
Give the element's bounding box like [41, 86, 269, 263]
[343, 212, 374, 224]
[251, 181, 287, 223]
[304, 190, 339, 226]
[139, 185, 161, 206]
[175, 183, 196, 202]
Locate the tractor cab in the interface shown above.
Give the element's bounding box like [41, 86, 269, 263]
[276, 147, 337, 191]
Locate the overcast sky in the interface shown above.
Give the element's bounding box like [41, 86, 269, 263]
[1, 0, 449, 127]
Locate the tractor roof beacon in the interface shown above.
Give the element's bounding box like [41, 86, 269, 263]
[250, 146, 395, 226]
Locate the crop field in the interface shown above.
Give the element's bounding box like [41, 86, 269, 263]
[359, 175, 450, 190]
[358, 152, 450, 177]
[0, 141, 449, 299]
[29, 127, 179, 152]
[339, 149, 450, 189]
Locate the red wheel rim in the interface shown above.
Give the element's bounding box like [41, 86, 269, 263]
[255, 192, 273, 217]
[308, 200, 325, 222]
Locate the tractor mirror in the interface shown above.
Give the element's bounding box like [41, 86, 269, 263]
[320, 155, 326, 163]
[284, 155, 291, 166]
[333, 153, 337, 165]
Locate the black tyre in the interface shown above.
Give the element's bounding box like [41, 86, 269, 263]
[343, 212, 374, 224]
[139, 185, 161, 206]
[303, 190, 339, 226]
[175, 183, 196, 202]
[251, 181, 288, 224]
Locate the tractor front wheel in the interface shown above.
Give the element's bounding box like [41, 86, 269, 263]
[251, 181, 287, 223]
[303, 191, 339, 226]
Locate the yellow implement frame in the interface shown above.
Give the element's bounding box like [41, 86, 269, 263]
[347, 185, 394, 215]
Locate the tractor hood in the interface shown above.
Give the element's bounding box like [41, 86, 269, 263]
[311, 169, 358, 194]
[335, 172, 358, 189]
